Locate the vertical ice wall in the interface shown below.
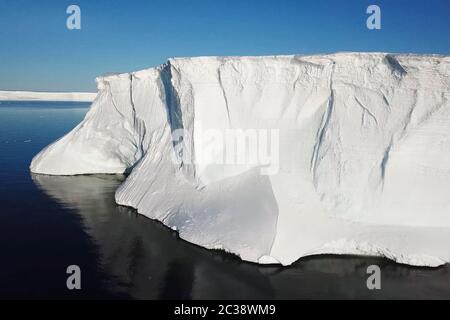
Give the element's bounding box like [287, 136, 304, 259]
[31, 53, 450, 266]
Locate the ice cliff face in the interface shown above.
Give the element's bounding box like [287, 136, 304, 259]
[30, 53, 450, 267]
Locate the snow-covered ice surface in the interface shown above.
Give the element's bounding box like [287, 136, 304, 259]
[0, 90, 96, 102]
[30, 53, 450, 267]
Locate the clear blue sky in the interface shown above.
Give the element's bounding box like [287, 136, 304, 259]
[0, 0, 449, 92]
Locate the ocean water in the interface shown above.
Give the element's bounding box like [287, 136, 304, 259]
[1, 100, 450, 299]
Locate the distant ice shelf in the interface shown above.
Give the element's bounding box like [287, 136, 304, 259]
[0, 90, 96, 102]
[30, 53, 450, 267]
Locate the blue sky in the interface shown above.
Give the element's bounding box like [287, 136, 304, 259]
[0, 0, 449, 92]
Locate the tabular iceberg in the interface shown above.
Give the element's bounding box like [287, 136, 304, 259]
[30, 53, 450, 267]
[0, 90, 96, 101]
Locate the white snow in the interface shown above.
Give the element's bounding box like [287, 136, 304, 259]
[30, 53, 450, 267]
[0, 90, 96, 102]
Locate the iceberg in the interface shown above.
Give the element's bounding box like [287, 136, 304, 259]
[0, 90, 96, 102]
[30, 53, 450, 267]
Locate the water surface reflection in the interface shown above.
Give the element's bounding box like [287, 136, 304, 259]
[32, 174, 450, 299]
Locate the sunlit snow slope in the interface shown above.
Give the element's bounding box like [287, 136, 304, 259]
[31, 53, 450, 267]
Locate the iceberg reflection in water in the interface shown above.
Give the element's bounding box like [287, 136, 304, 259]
[32, 174, 450, 299]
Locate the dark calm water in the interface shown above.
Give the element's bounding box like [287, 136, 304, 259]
[1, 100, 450, 300]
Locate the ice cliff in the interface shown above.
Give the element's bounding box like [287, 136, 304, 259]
[30, 53, 450, 267]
